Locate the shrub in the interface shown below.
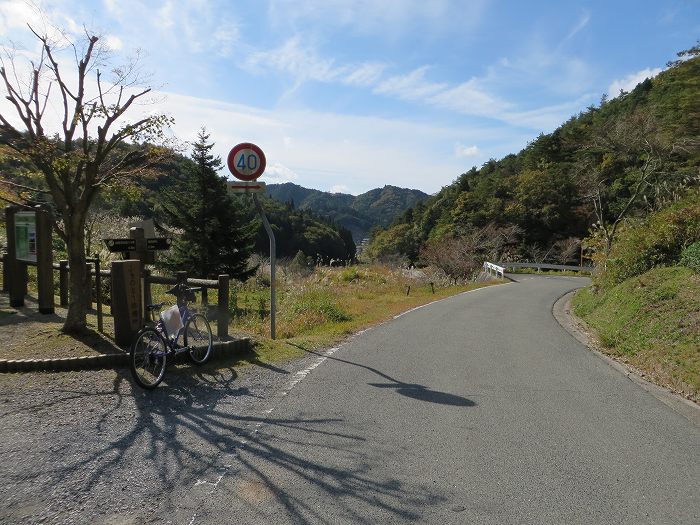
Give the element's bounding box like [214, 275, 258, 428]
[595, 192, 700, 289]
[680, 241, 700, 273]
[339, 267, 361, 282]
[278, 286, 351, 337]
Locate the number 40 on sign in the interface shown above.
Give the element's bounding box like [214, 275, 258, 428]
[227, 143, 266, 181]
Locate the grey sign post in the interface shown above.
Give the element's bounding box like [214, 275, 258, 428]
[252, 193, 276, 339]
[226, 143, 276, 339]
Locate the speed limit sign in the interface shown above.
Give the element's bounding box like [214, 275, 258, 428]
[227, 143, 266, 181]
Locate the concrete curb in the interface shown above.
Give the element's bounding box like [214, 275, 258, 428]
[0, 338, 253, 373]
[552, 290, 700, 428]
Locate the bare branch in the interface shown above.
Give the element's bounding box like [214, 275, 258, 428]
[0, 177, 51, 194]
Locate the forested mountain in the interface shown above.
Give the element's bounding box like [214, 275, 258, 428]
[367, 49, 700, 272]
[266, 183, 430, 241]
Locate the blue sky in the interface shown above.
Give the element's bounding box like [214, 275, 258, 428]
[0, 0, 698, 194]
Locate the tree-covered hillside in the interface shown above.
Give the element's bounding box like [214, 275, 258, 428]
[266, 182, 430, 241]
[367, 49, 700, 271]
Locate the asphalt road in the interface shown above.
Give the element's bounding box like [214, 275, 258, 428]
[1, 275, 699, 524]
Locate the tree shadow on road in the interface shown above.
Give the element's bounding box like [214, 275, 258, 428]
[0, 360, 447, 524]
[287, 342, 476, 408]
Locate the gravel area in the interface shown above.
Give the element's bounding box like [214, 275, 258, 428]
[0, 350, 318, 524]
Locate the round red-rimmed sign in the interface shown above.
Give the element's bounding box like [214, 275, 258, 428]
[227, 143, 266, 181]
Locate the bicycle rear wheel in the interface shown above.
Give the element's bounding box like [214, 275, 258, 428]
[130, 327, 167, 389]
[184, 313, 213, 365]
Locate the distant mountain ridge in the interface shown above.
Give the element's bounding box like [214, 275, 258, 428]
[266, 183, 430, 240]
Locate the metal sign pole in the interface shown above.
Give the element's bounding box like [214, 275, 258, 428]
[252, 193, 276, 339]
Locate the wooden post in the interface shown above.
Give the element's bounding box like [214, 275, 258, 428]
[35, 205, 54, 314]
[5, 205, 24, 307]
[1, 253, 7, 292]
[129, 227, 147, 269]
[87, 261, 95, 310]
[201, 286, 208, 305]
[142, 267, 152, 325]
[93, 254, 103, 332]
[218, 274, 229, 339]
[111, 260, 142, 347]
[59, 260, 69, 306]
[175, 271, 187, 307]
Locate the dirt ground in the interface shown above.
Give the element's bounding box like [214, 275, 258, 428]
[0, 292, 124, 360]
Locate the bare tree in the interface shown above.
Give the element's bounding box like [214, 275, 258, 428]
[577, 110, 671, 259]
[524, 243, 555, 264]
[553, 237, 581, 265]
[0, 23, 171, 332]
[420, 224, 523, 282]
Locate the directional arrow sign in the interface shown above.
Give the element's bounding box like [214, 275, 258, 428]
[227, 180, 266, 194]
[104, 238, 136, 253]
[146, 237, 172, 251]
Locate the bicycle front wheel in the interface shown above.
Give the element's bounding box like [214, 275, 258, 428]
[130, 327, 167, 389]
[184, 313, 213, 365]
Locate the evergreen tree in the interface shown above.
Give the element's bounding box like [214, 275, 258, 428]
[158, 129, 256, 280]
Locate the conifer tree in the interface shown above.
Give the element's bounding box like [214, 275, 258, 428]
[158, 129, 256, 280]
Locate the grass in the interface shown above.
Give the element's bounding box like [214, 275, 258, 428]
[231, 264, 504, 363]
[572, 266, 700, 402]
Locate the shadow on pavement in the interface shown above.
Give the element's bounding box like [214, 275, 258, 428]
[287, 342, 476, 408]
[1, 358, 446, 524]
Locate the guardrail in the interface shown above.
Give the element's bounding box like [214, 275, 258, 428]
[483, 261, 505, 278]
[498, 262, 593, 272]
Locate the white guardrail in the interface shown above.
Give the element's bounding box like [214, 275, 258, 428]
[483, 261, 594, 277]
[483, 261, 505, 278]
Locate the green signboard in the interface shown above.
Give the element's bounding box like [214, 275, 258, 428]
[15, 211, 37, 263]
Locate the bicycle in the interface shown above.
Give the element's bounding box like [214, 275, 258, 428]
[130, 283, 213, 389]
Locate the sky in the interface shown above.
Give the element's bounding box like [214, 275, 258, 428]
[0, 0, 698, 195]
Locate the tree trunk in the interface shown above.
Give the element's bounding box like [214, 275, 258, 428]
[63, 211, 90, 333]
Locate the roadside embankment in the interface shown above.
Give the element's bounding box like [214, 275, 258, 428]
[572, 266, 700, 403]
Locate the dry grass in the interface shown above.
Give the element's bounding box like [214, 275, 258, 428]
[230, 264, 502, 362]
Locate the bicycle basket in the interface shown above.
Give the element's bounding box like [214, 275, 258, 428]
[160, 304, 184, 337]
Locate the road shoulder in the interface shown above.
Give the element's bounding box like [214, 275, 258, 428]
[553, 290, 700, 428]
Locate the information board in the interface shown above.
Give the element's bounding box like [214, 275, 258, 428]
[15, 211, 37, 262]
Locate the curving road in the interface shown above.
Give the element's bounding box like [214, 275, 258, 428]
[1, 275, 698, 524]
[185, 274, 700, 524]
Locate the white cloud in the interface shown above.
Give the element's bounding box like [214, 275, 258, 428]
[429, 78, 512, 117]
[157, 1, 175, 29]
[105, 35, 123, 50]
[374, 66, 447, 101]
[264, 163, 300, 184]
[455, 143, 479, 158]
[330, 184, 350, 194]
[608, 67, 662, 97]
[564, 12, 590, 41]
[343, 62, 385, 87]
[246, 36, 385, 88]
[247, 36, 337, 82]
[267, 0, 488, 40]
[212, 24, 239, 57]
[0, 1, 40, 33]
[147, 91, 517, 194]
